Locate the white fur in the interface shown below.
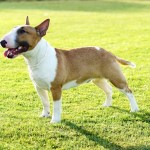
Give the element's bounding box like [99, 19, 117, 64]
[129, 62, 136, 68]
[35, 86, 50, 117]
[62, 79, 92, 90]
[23, 38, 58, 90]
[23, 38, 58, 120]
[62, 80, 78, 90]
[2, 26, 21, 48]
[120, 89, 139, 112]
[126, 92, 139, 112]
[82, 46, 101, 51]
[94, 46, 101, 51]
[51, 99, 62, 123]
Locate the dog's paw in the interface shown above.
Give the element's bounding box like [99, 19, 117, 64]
[40, 110, 50, 118]
[103, 102, 112, 107]
[130, 108, 139, 112]
[50, 119, 61, 124]
[50, 115, 61, 123]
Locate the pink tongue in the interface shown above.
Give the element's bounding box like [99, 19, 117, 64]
[4, 49, 15, 58]
[4, 50, 8, 57]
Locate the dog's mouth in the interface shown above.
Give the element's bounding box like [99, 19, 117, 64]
[4, 43, 29, 59]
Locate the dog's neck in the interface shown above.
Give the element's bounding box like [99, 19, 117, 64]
[22, 38, 54, 68]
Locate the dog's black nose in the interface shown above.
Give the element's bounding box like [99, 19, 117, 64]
[1, 40, 7, 48]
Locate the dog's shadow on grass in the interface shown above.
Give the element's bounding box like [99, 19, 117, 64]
[126, 145, 150, 150]
[62, 107, 150, 150]
[63, 120, 124, 150]
[111, 106, 150, 124]
[62, 120, 150, 150]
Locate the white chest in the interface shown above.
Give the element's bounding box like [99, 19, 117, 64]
[30, 55, 57, 90]
[29, 67, 52, 90]
[23, 39, 58, 91]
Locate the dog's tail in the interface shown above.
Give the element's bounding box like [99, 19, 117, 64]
[115, 56, 136, 68]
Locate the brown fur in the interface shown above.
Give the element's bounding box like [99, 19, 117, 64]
[50, 47, 131, 100]
[17, 26, 132, 101]
[116, 57, 132, 66]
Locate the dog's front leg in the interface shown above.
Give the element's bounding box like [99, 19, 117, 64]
[50, 87, 62, 123]
[35, 86, 50, 117]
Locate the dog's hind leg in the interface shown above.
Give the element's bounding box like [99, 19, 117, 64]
[35, 86, 50, 117]
[109, 73, 139, 112]
[120, 87, 139, 112]
[93, 79, 112, 107]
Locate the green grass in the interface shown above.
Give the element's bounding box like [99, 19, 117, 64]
[0, 0, 150, 149]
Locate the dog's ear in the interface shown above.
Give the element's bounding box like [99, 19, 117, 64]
[35, 19, 50, 37]
[26, 16, 30, 25]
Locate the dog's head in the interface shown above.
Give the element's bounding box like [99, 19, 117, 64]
[0, 17, 50, 58]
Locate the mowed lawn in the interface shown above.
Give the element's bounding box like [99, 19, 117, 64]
[0, 0, 150, 149]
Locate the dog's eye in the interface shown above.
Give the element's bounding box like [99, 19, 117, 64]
[19, 29, 26, 34]
[18, 28, 28, 35]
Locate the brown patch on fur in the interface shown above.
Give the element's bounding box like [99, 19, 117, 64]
[51, 47, 131, 98]
[51, 86, 62, 100]
[17, 26, 41, 50]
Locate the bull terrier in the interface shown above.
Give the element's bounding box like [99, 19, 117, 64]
[0, 17, 139, 123]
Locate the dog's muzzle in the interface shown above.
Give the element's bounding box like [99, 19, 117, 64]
[3, 41, 29, 59]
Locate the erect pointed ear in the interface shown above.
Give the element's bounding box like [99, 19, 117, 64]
[35, 19, 50, 37]
[26, 16, 30, 25]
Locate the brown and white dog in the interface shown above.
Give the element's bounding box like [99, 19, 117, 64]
[0, 17, 139, 123]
